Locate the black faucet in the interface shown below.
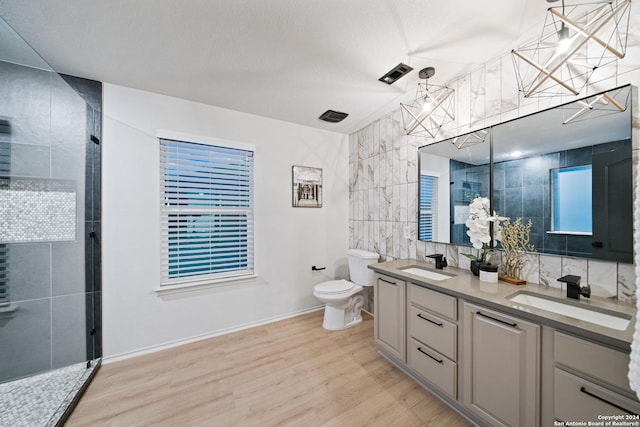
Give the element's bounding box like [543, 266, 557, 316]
[558, 275, 591, 300]
[426, 253, 447, 270]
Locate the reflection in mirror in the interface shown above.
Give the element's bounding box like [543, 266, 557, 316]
[492, 85, 632, 262]
[418, 129, 491, 246]
[418, 85, 632, 264]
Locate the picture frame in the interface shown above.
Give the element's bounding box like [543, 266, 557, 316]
[292, 165, 322, 208]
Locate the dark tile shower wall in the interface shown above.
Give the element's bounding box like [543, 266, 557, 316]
[450, 160, 490, 246]
[493, 140, 629, 258]
[0, 60, 101, 382]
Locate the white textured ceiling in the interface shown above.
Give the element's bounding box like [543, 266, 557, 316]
[0, 0, 551, 134]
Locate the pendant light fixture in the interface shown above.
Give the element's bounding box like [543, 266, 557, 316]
[400, 67, 455, 139]
[511, 0, 631, 98]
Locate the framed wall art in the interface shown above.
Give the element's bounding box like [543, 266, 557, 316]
[292, 165, 322, 208]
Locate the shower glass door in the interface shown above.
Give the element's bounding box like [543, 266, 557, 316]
[0, 15, 101, 426]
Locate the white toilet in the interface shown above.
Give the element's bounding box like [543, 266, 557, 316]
[313, 249, 379, 330]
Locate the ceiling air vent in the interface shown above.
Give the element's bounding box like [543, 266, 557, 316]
[378, 63, 414, 85]
[319, 110, 348, 123]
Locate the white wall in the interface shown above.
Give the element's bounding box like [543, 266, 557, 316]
[102, 84, 349, 360]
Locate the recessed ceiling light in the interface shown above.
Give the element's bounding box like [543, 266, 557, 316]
[378, 63, 414, 85]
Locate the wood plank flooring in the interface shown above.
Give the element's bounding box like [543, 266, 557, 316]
[66, 311, 471, 426]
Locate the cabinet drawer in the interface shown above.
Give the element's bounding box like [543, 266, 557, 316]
[408, 338, 456, 399]
[554, 332, 632, 393]
[554, 368, 640, 422]
[409, 305, 456, 361]
[409, 283, 457, 320]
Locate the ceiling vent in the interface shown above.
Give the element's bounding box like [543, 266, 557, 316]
[319, 110, 349, 123]
[378, 63, 414, 85]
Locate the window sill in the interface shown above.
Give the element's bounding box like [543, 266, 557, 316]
[155, 274, 258, 296]
[546, 231, 592, 236]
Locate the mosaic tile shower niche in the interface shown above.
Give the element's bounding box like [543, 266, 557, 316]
[0, 178, 76, 243]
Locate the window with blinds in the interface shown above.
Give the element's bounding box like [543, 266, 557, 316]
[160, 138, 254, 285]
[419, 174, 438, 241]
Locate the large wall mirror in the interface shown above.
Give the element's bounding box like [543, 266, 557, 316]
[419, 84, 632, 263]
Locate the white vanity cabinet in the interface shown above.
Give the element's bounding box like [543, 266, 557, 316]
[407, 284, 458, 399]
[462, 302, 540, 427]
[374, 273, 406, 363]
[553, 332, 640, 421]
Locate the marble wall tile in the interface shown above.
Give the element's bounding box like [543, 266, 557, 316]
[587, 259, 617, 298]
[618, 263, 637, 303]
[500, 53, 520, 115]
[424, 241, 436, 258]
[415, 239, 426, 260]
[372, 223, 381, 256]
[384, 148, 394, 187]
[521, 253, 540, 285]
[470, 66, 486, 126]
[378, 151, 387, 188]
[392, 186, 400, 222]
[392, 222, 401, 259]
[458, 247, 472, 271]
[399, 183, 408, 223]
[562, 257, 588, 283]
[407, 182, 417, 222]
[400, 145, 408, 183]
[456, 75, 471, 128]
[385, 222, 393, 259]
[485, 57, 502, 120]
[392, 147, 401, 186]
[446, 245, 459, 268]
[539, 255, 562, 288]
[409, 223, 417, 259]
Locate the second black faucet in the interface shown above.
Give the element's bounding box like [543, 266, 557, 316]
[426, 253, 448, 269]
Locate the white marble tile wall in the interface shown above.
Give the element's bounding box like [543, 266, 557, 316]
[350, 14, 640, 305]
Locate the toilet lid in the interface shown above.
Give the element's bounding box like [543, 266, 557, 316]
[315, 279, 354, 295]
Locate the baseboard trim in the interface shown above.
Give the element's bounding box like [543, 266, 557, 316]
[104, 305, 325, 364]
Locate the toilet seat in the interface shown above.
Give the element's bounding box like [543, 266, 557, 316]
[314, 279, 355, 295]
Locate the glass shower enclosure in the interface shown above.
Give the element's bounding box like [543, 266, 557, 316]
[0, 16, 101, 426]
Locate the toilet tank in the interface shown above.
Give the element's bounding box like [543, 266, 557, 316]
[347, 249, 379, 287]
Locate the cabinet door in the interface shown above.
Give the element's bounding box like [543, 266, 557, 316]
[463, 303, 540, 427]
[374, 275, 406, 363]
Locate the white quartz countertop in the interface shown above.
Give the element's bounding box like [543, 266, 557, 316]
[369, 259, 637, 351]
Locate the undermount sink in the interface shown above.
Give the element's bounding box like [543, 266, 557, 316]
[399, 266, 455, 281]
[506, 291, 631, 331]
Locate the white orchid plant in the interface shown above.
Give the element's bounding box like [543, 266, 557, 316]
[462, 196, 506, 265]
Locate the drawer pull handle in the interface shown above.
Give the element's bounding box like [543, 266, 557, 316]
[417, 313, 443, 327]
[379, 278, 397, 285]
[579, 386, 634, 415]
[477, 311, 517, 328]
[417, 347, 443, 364]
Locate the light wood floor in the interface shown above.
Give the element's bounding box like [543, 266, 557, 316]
[67, 311, 471, 426]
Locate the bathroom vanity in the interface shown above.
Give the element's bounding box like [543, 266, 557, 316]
[370, 260, 640, 426]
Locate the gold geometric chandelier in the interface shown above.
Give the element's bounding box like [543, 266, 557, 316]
[400, 67, 455, 139]
[511, 0, 631, 98]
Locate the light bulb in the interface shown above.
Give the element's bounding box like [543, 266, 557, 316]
[422, 99, 433, 114]
[557, 37, 571, 53]
[557, 26, 570, 53]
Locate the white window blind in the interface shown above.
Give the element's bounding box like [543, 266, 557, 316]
[160, 138, 254, 285]
[419, 174, 438, 241]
